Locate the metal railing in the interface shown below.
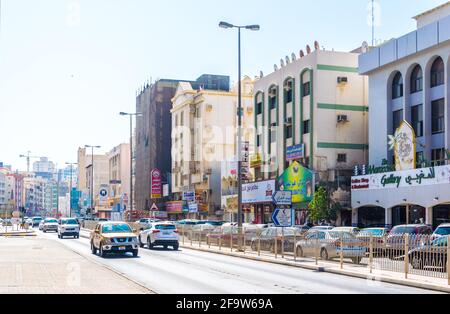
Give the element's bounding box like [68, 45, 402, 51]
[178, 227, 450, 284]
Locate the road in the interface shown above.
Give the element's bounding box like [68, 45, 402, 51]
[33, 230, 440, 294]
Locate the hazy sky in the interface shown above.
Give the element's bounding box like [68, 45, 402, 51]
[0, 0, 446, 171]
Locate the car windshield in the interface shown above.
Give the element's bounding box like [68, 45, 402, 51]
[102, 224, 132, 233]
[155, 224, 176, 230]
[360, 229, 385, 236]
[432, 237, 448, 246]
[434, 227, 450, 235]
[206, 221, 224, 226]
[45, 219, 57, 223]
[328, 231, 354, 239]
[390, 226, 417, 234]
[33, 218, 42, 221]
[63, 219, 78, 225]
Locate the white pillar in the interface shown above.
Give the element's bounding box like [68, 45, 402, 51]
[426, 207, 433, 226]
[385, 207, 392, 229]
[351, 208, 358, 227]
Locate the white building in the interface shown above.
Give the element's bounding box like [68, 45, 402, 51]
[352, 2, 450, 229]
[108, 143, 131, 213]
[252, 44, 368, 225]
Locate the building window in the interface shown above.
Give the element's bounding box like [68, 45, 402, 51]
[430, 57, 444, 88]
[303, 120, 311, 135]
[257, 135, 261, 147]
[392, 72, 403, 99]
[337, 154, 347, 163]
[302, 81, 311, 97]
[411, 105, 423, 137]
[392, 109, 403, 133]
[180, 112, 184, 126]
[284, 79, 294, 103]
[256, 102, 263, 115]
[410, 65, 423, 94]
[285, 125, 293, 139]
[269, 87, 277, 110]
[431, 148, 446, 167]
[270, 127, 277, 143]
[256, 93, 263, 115]
[432, 98, 445, 134]
[416, 151, 424, 169]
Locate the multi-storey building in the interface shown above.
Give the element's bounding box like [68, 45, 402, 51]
[33, 157, 55, 180]
[352, 3, 450, 229]
[0, 171, 6, 206]
[252, 44, 369, 225]
[108, 143, 131, 213]
[171, 75, 253, 219]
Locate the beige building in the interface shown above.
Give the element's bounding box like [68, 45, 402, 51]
[171, 76, 254, 219]
[108, 143, 131, 212]
[252, 44, 369, 225]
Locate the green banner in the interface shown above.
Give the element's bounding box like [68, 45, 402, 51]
[278, 161, 314, 204]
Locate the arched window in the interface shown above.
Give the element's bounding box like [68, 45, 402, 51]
[430, 57, 444, 87]
[392, 72, 403, 99]
[255, 92, 263, 115]
[410, 65, 423, 94]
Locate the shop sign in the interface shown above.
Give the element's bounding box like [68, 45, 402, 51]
[183, 191, 195, 202]
[352, 165, 450, 191]
[278, 161, 314, 204]
[151, 169, 162, 199]
[166, 201, 183, 214]
[242, 180, 275, 204]
[286, 144, 305, 161]
[250, 154, 263, 168]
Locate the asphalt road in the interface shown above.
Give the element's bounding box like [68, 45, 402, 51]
[35, 230, 443, 294]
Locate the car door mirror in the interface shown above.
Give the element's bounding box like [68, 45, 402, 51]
[133, 229, 137, 233]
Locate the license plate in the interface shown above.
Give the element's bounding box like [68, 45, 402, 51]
[118, 246, 126, 250]
[163, 231, 170, 235]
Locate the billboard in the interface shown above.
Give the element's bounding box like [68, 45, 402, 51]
[151, 169, 162, 199]
[390, 121, 416, 171]
[166, 201, 183, 214]
[242, 180, 275, 204]
[278, 161, 314, 204]
[286, 144, 305, 161]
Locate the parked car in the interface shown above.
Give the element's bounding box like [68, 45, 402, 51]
[307, 226, 334, 233]
[250, 227, 301, 253]
[187, 223, 217, 241]
[295, 230, 366, 264]
[1, 219, 12, 227]
[32, 217, 43, 228]
[136, 218, 160, 230]
[25, 218, 33, 226]
[139, 222, 179, 250]
[57, 218, 80, 239]
[90, 222, 139, 257]
[332, 227, 360, 235]
[42, 218, 59, 233]
[384, 224, 434, 259]
[408, 236, 448, 272]
[431, 223, 450, 241]
[39, 219, 46, 230]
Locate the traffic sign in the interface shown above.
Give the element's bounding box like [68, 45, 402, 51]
[272, 208, 294, 227]
[150, 203, 159, 211]
[272, 191, 292, 206]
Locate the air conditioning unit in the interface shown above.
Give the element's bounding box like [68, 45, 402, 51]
[337, 115, 349, 123]
[285, 117, 293, 125]
[337, 77, 348, 84]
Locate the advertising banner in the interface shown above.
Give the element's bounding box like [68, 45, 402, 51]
[151, 169, 162, 199]
[99, 184, 109, 206]
[166, 201, 183, 214]
[278, 161, 314, 204]
[286, 144, 305, 161]
[390, 121, 416, 171]
[242, 180, 275, 204]
[182, 191, 195, 202]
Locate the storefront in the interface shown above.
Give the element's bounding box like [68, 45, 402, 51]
[242, 180, 275, 224]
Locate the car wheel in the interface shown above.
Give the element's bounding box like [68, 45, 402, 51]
[251, 241, 257, 251]
[320, 248, 329, 260]
[163, 245, 168, 250]
[352, 257, 362, 265]
[99, 245, 106, 258]
[91, 242, 97, 255]
[411, 255, 424, 270]
[147, 237, 153, 250]
[132, 250, 139, 257]
[139, 237, 144, 248]
[173, 244, 179, 251]
[296, 246, 304, 258]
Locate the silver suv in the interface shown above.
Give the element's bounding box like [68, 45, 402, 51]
[58, 218, 80, 239]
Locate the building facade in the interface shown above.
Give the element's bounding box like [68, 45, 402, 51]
[108, 143, 131, 213]
[171, 76, 253, 220]
[352, 3, 450, 229]
[253, 45, 369, 225]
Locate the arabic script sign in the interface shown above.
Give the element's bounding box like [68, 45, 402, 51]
[352, 165, 450, 190]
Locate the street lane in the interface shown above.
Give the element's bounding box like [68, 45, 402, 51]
[39, 230, 441, 294]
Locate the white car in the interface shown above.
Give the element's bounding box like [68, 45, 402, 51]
[57, 218, 80, 239]
[42, 218, 58, 233]
[39, 219, 46, 230]
[139, 222, 179, 250]
[332, 227, 360, 235]
[136, 218, 160, 230]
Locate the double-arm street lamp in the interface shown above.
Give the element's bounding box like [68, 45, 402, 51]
[85, 145, 101, 219]
[219, 21, 260, 251]
[65, 162, 78, 218]
[120, 112, 142, 221]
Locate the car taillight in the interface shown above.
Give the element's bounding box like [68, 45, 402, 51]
[152, 230, 161, 234]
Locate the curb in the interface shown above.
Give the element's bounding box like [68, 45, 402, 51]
[0, 232, 37, 237]
[180, 244, 450, 294]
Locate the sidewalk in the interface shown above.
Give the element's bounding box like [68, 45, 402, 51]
[0, 225, 36, 237]
[179, 242, 450, 293]
[0, 235, 152, 294]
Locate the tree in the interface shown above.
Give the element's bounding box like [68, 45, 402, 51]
[308, 187, 329, 222]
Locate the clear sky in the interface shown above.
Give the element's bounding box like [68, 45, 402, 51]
[0, 0, 446, 171]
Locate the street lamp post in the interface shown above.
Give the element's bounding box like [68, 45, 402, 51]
[120, 112, 142, 222]
[66, 162, 78, 218]
[85, 145, 101, 219]
[219, 21, 260, 251]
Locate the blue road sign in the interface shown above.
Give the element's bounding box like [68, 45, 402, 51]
[272, 191, 292, 206]
[272, 208, 294, 227]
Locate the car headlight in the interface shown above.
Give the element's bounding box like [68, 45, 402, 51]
[131, 237, 138, 243]
[103, 238, 112, 245]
